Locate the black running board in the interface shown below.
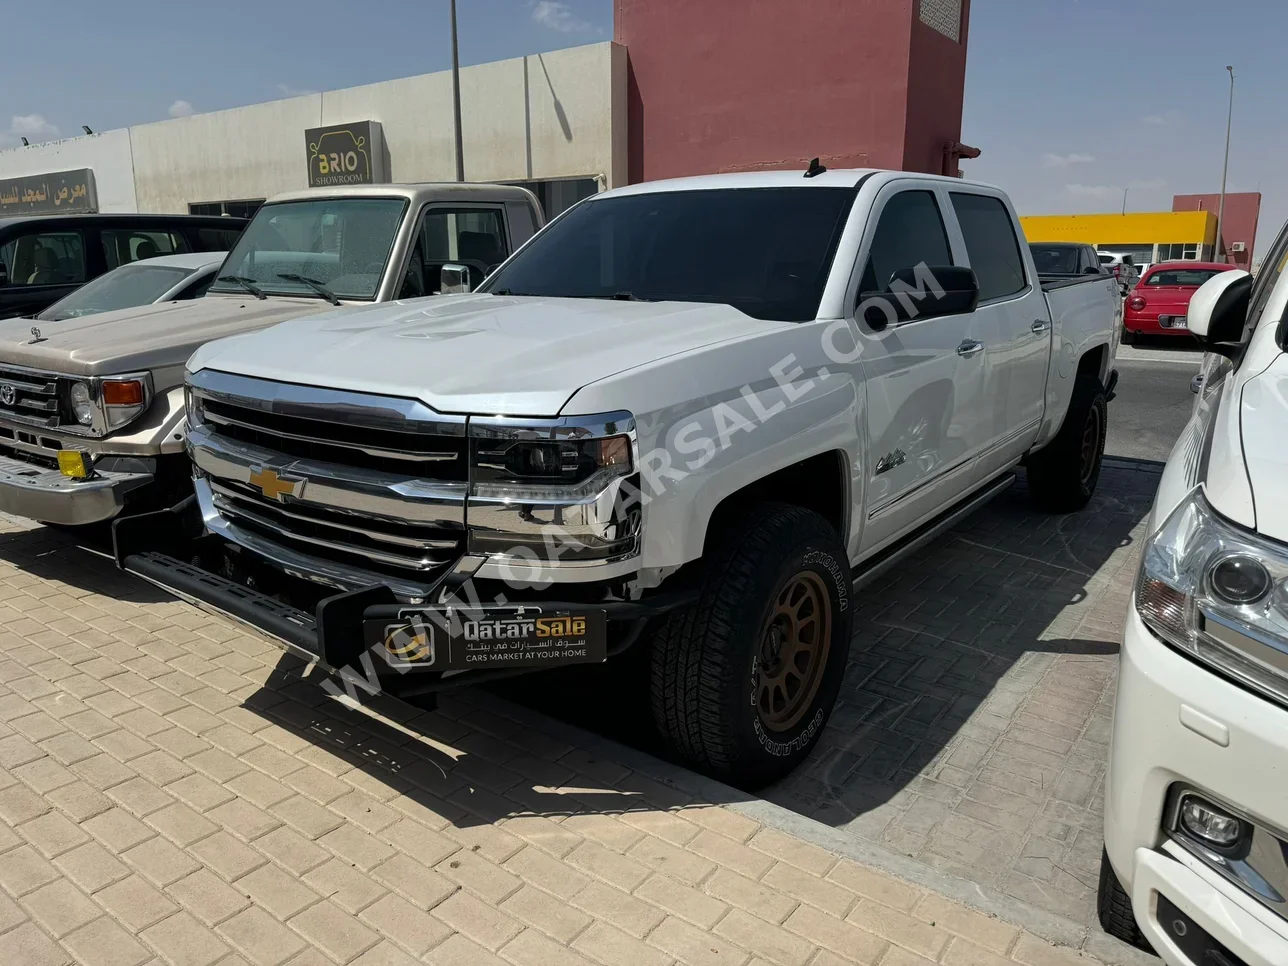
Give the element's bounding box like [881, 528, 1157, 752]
[851, 472, 1016, 590]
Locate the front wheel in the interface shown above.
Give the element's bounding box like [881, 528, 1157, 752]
[1026, 375, 1107, 513]
[648, 504, 852, 789]
[1097, 850, 1150, 950]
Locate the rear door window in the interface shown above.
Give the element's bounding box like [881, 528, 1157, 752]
[950, 193, 1028, 301]
[0, 230, 87, 286]
[100, 229, 191, 270]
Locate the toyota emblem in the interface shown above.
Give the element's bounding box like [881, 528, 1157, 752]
[0, 385, 14, 407]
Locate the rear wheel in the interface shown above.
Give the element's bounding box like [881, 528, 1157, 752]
[648, 504, 852, 789]
[1026, 375, 1107, 513]
[1097, 850, 1151, 950]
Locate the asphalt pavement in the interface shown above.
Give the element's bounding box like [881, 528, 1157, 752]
[1107, 341, 1203, 462]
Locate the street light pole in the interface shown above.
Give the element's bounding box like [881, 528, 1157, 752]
[450, 0, 464, 181]
[1215, 65, 1235, 261]
[1122, 188, 1129, 215]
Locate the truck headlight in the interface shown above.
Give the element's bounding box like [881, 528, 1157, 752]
[467, 413, 641, 563]
[1137, 487, 1288, 707]
[69, 382, 94, 426]
[63, 374, 152, 434]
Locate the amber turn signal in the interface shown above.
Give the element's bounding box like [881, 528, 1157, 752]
[102, 380, 145, 406]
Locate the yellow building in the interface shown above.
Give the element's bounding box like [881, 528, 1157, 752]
[1020, 211, 1217, 265]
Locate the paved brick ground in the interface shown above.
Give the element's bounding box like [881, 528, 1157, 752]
[763, 463, 1157, 930]
[0, 512, 1117, 966]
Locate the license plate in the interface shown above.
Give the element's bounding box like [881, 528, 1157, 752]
[363, 607, 608, 671]
[1161, 315, 1188, 329]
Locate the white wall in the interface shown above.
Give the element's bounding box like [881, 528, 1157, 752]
[130, 94, 324, 212]
[0, 129, 137, 211]
[0, 42, 626, 217]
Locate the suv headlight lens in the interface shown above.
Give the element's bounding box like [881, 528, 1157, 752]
[63, 375, 152, 434]
[68, 382, 94, 426]
[467, 413, 641, 564]
[1137, 487, 1288, 707]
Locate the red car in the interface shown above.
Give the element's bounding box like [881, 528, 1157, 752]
[1122, 261, 1237, 343]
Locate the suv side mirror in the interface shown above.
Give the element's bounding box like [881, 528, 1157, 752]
[440, 264, 472, 295]
[859, 265, 979, 329]
[1187, 269, 1252, 357]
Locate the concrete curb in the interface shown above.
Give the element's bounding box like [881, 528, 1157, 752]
[469, 690, 1157, 966]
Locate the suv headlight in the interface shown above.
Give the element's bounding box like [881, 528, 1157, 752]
[62, 374, 152, 435]
[1138, 487, 1288, 707]
[467, 412, 641, 563]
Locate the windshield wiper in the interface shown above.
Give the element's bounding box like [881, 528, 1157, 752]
[277, 273, 341, 306]
[217, 275, 267, 300]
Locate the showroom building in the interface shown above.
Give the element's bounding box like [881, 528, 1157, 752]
[0, 0, 975, 222]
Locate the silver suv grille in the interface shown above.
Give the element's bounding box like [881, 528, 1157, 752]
[188, 370, 468, 595]
[0, 365, 63, 429]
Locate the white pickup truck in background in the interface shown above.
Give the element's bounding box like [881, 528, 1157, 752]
[115, 168, 1120, 787]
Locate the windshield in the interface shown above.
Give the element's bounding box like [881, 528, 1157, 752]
[1028, 245, 1079, 275]
[1146, 268, 1230, 287]
[208, 198, 406, 301]
[479, 187, 856, 322]
[36, 263, 194, 321]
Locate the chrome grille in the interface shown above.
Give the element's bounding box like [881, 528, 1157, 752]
[208, 479, 463, 575]
[0, 365, 63, 429]
[189, 370, 467, 595]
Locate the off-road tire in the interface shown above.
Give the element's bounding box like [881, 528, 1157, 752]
[649, 504, 852, 789]
[1097, 850, 1151, 951]
[1027, 375, 1107, 513]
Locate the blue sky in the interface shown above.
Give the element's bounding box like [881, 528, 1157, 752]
[1, 0, 1282, 252]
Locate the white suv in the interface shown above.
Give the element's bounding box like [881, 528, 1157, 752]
[1098, 251, 1140, 295]
[1100, 217, 1288, 965]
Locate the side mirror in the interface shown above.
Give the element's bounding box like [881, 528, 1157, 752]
[440, 263, 472, 295]
[1187, 269, 1251, 357]
[859, 266, 979, 330]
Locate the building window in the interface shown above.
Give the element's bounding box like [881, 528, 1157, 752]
[511, 178, 599, 220]
[188, 199, 265, 220]
[919, 0, 962, 42]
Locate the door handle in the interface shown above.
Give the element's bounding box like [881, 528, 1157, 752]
[1031, 319, 1052, 334]
[956, 339, 984, 358]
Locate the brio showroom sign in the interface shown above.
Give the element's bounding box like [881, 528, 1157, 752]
[304, 121, 386, 188]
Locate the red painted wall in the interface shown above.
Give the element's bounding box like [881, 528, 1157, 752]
[1172, 192, 1262, 271]
[615, 0, 971, 183]
[904, 3, 972, 174]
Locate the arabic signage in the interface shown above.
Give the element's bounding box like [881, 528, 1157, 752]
[305, 121, 385, 188]
[0, 169, 97, 215]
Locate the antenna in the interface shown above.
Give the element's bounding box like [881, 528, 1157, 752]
[804, 157, 827, 179]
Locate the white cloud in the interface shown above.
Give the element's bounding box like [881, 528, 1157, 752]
[1065, 184, 1119, 200]
[168, 99, 194, 118]
[1128, 177, 1167, 190]
[1042, 152, 1095, 168]
[1142, 110, 1183, 127]
[532, 1, 593, 32]
[0, 114, 59, 148]
[277, 83, 318, 98]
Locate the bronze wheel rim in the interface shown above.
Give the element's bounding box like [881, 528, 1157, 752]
[1080, 405, 1102, 487]
[755, 571, 833, 733]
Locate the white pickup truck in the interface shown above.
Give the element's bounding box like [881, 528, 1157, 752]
[114, 168, 1120, 787]
[1099, 223, 1288, 966]
[0, 182, 541, 526]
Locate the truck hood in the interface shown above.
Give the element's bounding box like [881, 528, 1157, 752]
[0, 294, 331, 377]
[188, 294, 780, 416]
[1240, 351, 1288, 543]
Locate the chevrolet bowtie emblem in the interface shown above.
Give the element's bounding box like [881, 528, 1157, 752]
[248, 467, 304, 502]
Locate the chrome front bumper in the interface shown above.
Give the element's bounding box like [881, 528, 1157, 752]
[0, 453, 152, 525]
